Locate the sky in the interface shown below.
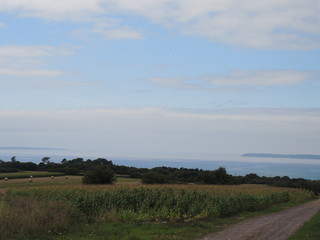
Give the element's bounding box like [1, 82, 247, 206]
[0, 0, 320, 163]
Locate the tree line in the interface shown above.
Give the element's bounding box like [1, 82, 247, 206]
[0, 156, 319, 195]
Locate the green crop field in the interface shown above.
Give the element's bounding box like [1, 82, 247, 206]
[7, 184, 310, 221]
[0, 179, 316, 240]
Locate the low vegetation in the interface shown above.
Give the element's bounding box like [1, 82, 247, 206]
[82, 166, 115, 184]
[7, 185, 311, 221]
[288, 210, 320, 240]
[0, 197, 84, 240]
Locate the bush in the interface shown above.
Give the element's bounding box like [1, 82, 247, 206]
[82, 166, 116, 184]
[64, 167, 81, 175]
[142, 171, 167, 184]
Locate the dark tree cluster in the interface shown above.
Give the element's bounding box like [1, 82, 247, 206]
[0, 157, 113, 175]
[237, 173, 320, 195]
[82, 166, 116, 184]
[38, 157, 113, 175]
[140, 166, 236, 185]
[0, 158, 37, 173]
[140, 166, 320, 195]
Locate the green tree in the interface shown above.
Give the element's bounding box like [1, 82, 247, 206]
[41, 157, 50, 164]
[142, 171, 167, 184]
[82, 166, 116, 184]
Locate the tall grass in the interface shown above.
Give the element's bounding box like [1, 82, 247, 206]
[0, 197, 84, 240]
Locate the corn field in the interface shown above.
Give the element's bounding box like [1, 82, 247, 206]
[6, 184, 314, 221]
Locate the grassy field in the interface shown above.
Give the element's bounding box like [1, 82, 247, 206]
[0, 171, 65, 180]
[0, 176, 316, 240]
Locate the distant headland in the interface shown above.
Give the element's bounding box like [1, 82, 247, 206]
[242, 153, 320, 160]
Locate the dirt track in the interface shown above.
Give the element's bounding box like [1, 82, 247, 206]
[199, 199, 320, 240]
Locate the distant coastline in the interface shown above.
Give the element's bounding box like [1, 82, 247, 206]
[242, 153, 320, 160]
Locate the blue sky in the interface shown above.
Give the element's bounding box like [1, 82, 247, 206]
[0, 0, 320, 162]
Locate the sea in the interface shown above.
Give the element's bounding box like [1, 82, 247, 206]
[1, 151, 319, 180]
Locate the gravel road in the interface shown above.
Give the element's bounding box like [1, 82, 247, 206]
[199, 199, 320, 240]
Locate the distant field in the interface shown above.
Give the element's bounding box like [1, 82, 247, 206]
[0, 175, 139, 191]
[0, 171, 65, 180]
[116, 176, 141, 184]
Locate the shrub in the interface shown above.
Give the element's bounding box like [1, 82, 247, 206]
[64, 167, 81, 175]
[82, 166, 116, 184]
[142, 171, 167, 184]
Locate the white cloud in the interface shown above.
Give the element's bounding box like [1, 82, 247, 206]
[0, 0, 106, 20]
[91, 19, 144, 40]
[1, 0, 319, 49]
[0, 68, 63, 77]
[0, 22, 6, 28]
[27, 79, 98, 89]
[209, 70, 310, 86]
[72, 18, 144, 40]
[98, 28, 143, 40]
[0, 45, 72, 58]
[0, 78, 98, 90]
[110, 0, 320, 49]
[0, 45, 75, 77]
[148, 77, 198, 90]
[146, 70, 311, 91]
[0, 107, 319, 157]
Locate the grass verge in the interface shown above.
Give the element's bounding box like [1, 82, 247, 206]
[288, 209, 320, 240]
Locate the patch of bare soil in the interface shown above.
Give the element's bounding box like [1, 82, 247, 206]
[199, 199, 320, 240]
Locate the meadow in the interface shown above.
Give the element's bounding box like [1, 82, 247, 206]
[0, 171, 65, 180]
[0, 175, 316, 240]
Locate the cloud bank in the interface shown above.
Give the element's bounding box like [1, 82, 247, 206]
[1, 108, 319, 158]
[147, 70, 312, 91]
[1, 0, 319, 49]
[0, 45, 73, 78]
